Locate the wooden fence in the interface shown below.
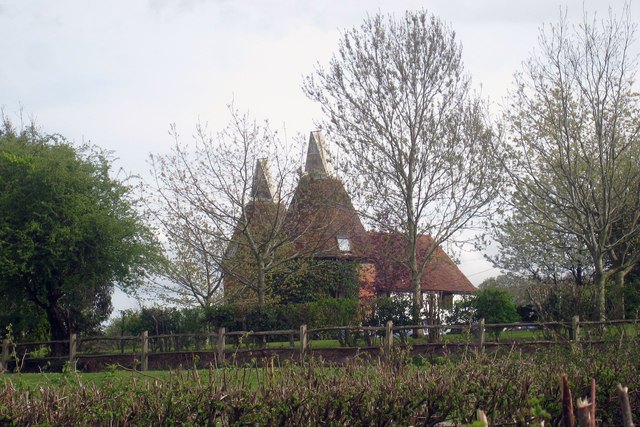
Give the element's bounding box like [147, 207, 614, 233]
[2, 316, 638, 372]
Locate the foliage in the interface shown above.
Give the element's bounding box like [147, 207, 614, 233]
[107, 299, 360, 339]
[105, 306, 210, 337]
[2, 345, 640, 425]
[478, 274, 532, 305]
[268, 259, 360, 304]
[152, 231, 225, 310]
[449, 288, 520, 339]
[475, 288, 520, 323]
[0, 119, 160, 347]
[496, 7, 640, 321]
[308, 298, 359, 327]
[206, 304, 242, 331]
[0, 298, 49, 341]
[622, 279, 640, 319]
[488, 214, 593, 287]
[363, 296, 412, 327]
[244, 305, 280, 332]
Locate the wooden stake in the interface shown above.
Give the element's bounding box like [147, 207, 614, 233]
[1, 339, 9, 373]
[141, 331, 149, 371]
[562, 375, 575, 427]
[590, 378, 596, 427]
[476, 409, 488, 426]
[618, 384, 634, 427]
[300, 324, 308, 358]
[576, 397, 590, 426]
[217, 327, 225, 363]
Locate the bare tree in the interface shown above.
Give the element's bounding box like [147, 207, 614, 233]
[500, 7, 640, 321]
[304, 11, 500, 323]
[148, 107, 303, 307]
[150, 220, 225, 310]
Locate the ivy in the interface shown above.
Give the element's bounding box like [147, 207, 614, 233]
[267, 259, 360, 304]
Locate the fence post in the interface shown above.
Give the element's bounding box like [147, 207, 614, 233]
[571, 315, 580, 342]
[385, 321, 394, 357]
[300, 324, 308, 358]
[479, 318, 485, 351]
[1, 339, 8, 372]
[217, 327, 225, 363]
[141, 331, 149, 371]
[69, 333, 77, 364]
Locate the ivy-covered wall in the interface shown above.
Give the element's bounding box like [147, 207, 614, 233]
[267, 258, 361, 304]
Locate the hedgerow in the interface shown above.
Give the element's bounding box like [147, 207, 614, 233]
[1, 344, 638, 425]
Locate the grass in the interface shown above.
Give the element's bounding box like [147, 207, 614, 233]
[1, 370, 172, 389]
[0, 366, 270, 390]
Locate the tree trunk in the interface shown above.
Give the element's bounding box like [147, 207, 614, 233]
[411, 273, 424, 338]
[614, 270, 626, 320]
[46, 305, 69, 357]
[257, 261, 266, 308]
[407, 224, 424, 338]
[257, 260, 267, 347]
[594, 270, 606, 322]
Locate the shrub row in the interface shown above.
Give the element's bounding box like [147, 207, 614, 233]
[2, 344, 638, 425]
[107, 296, 416, 337]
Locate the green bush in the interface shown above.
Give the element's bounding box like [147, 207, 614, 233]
[449, 288, 520, 340]
[206, 304, 242, 331]
[267, 259, 360, 304]
[364, 296, 412, 327]
[308, 298, 359, 329]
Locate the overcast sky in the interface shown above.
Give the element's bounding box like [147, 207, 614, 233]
[1, 0, 636, 311]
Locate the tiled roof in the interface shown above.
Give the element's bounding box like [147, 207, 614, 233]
[286, 174, 368, 259]
[366, 232, 476, 294]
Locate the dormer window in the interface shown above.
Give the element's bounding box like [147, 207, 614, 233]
[337, 237, 351, 252]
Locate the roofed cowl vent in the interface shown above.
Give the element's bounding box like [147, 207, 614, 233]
[251, 158, 275, 201]
[305, 131, 334, 178]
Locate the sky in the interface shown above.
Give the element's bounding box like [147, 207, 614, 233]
[1, 0, 637, 312]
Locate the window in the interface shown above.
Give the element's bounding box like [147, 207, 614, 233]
[337, 237, 351, 252]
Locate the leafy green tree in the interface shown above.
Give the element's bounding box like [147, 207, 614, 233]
[489, 213, 592, 287]
[0, 119, 160, 352]
[622, 278, 640, 319]
[206, 304, 242, 331]
[498, 8, 640, 321]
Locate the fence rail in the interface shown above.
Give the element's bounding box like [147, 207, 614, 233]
[2, 316, 638, 372]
